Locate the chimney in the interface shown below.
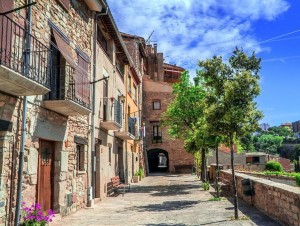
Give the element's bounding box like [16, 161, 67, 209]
[154, 44, 157, 56]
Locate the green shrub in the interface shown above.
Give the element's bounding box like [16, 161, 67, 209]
[138, 168, 144, 178]
[265, 160, 283, 172]
[134, 171, 139, 176]
[202, 182, 210, 191]
[296, 174, 300, 187]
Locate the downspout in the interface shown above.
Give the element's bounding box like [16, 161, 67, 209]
[15, 0, 32, 224]
[125, 67, 128, 183]
[90, 7, 108, 205]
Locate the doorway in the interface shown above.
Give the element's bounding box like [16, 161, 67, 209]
[38, 140, 54, 212]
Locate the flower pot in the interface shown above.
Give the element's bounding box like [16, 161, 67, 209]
[132, 176, 139, 183]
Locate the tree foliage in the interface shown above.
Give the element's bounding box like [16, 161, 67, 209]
[254, 134, 283, 154]
[162, 71, 205, 145]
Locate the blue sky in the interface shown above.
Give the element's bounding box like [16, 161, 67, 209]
[107, 0, 300, 127]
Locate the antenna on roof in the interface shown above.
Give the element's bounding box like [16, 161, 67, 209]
[146, 30, 154, 44]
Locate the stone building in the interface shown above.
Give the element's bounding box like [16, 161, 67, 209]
[0, 0, 143, 224]
[142, 44, 194, 174]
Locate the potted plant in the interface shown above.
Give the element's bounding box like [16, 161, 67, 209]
[132, 172, 139, 183]
[138, 168, 144, 181]
[20, 202, 55, 226]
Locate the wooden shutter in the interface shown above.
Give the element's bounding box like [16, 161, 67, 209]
[52, 28, 77, 68]
[56, 0, 70, 11]
[75, 54, 90, 104]
[0, 0, 13, 64]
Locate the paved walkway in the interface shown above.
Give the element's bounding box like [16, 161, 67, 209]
[52, 174, 280, 226]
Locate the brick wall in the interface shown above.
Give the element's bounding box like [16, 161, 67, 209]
[142, 77, 194, 173]
[220, 170, 300, 226]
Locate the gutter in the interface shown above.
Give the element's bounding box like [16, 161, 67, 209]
[15, 0, 32, 224]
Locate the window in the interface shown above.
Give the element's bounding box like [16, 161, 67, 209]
[97, 28, 108, 52]
[246, 156, 260, 164]
[153, 125, 162, 143]
[76, 52, 90, 105]
[133, 84, 137, 102]
[109, 147, 112, 164]
[128, 76, 132, 93]
[56, 0, 70, 11]
[102, 80, 108, 121]
[76, 144, 85, 171]
[153, 100, 161, 110]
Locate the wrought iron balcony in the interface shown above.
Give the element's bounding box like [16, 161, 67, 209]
[114, 116, 137, 140]
[100, 97, 122, 130]
[44, 65, 91, 116]
[152, 133, 163, 144]
[0, 15, 51, 96]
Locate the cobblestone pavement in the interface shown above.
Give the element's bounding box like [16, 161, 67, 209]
[51, 174, 280, 226]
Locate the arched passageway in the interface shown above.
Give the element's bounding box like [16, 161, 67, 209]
[147, 149, 169, 173]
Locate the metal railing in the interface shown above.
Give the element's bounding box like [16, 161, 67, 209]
[164, 73, 180, 81]
[102, 98, 122, 125]
[44, 65, 90, 109]
[0, 15, 51, 87]
[152, 133, 163, 143]
[128, 116, 136, 136]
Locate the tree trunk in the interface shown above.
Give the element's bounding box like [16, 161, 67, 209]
[230, 135, 239, 219]
[201, 148, 207, 182]
[216, 145, 220, 198]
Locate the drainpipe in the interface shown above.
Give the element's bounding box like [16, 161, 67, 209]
[15, 0, 32, 224]
[90, 7, 108, 206]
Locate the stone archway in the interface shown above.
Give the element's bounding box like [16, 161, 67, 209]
[147, 149, 169, 173]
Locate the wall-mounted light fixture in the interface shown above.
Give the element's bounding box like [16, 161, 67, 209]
[118, 94, 125, 103]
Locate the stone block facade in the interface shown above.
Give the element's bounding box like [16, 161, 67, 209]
[0, 0, 147, 224]
[220, 170, 300, 226]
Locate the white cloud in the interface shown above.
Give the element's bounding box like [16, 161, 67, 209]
[107, 0, 289, 76]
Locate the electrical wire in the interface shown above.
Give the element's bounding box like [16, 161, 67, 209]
[262, 55, 300, 62]
[258, 29, 300, 44]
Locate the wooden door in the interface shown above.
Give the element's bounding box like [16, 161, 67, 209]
[38, 140, 54, 212]
[95, 144, 100, 198]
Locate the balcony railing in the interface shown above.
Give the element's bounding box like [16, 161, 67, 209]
[0, 15, 51, 94]
[101, 98, 122, 130]
[128, 116, 136, 136]
[164, 73, 180, 82]
[152, 133, 163, 144]
[43, 65, 91, 116]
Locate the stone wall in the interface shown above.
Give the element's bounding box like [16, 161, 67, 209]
[220, 170, 300, 226]
[0, 92, 90, 223]
[208, 150, 246, 166]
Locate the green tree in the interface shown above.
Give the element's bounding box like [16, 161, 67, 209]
[198, 48, 263, 219]
[162, 71, 204, 139]
[240, 133, 255, 152]
[267, 126, 293, 137]
[254, 134, 283, 154]
[161, 71, 208, 181]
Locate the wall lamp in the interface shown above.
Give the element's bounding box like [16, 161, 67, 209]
[118, 94, 125, 103]
[90, 75, 109, 84]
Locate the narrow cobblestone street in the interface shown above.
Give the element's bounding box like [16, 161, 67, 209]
[51, 174, 280, 226]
